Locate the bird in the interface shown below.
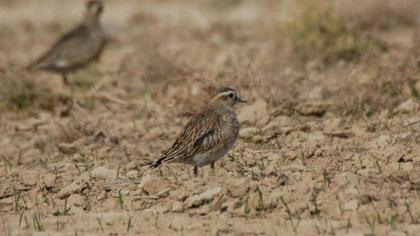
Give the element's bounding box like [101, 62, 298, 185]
[150, 87, 246, 176]
[27, 0, 107, 85]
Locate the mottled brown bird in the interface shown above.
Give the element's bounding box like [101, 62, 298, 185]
[150, 87, 246, 176]
[28, 0, 107, 85]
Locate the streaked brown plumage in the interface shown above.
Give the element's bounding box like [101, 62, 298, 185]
[150, 87, 246, 176]
[27, 0, 107, 85]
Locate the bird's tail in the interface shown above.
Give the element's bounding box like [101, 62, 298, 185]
[149, 157, 164, 169]
[149, 155, 175, 169]
[25, 60, 45, 71]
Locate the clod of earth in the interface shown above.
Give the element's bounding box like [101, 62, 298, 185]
[185, 187, 222, 208]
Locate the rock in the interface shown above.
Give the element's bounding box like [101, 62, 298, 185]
[43, 174, 56, 188]
[126, 161, 138, 170]
[390, 162, 414, 172]
[120, 189, 130, 195]
[296, 102, 329, 116]
[68, 194, 84, 207]
[388, 231, 407, 236]
[247, 192, 260, 211]
[20, 149, 42, 165]
[283, 160, 306, 172]
[219, 200, 237, 214]
[410, 176, 420, 189]
[238, 99, 269, 127]
[269, 189, 284, 205]
[322, 117, 352, 138]
[343, 199, 358, 211]
[307, 86, 324, 100]
[263, 165, 278, 176]
[323, 117, 341, 133]
[2, 145, 19, 159]
[157, 189, 170, 198]
[57, 142, 79, 155]
[171, 201, 184, 212]
[402, 118, 420, 128]
[20, 170, 38, 186]
[341, 233, 364, 236]
[225, 178, 250, 198]
[239, 127, 260, 139]
[91, 166, 117, 180]
[126, 170, 139, 179]
[56, 180, 88, 199]
[405, 225, 420, 236]
[185, 187, 222, 208]
[329, 220, 350, 231]
[368, 135, 392, 148]
[140, 175, 170, 196]
[396, 99, 418, 114]
[15, 115, 48, 131]
[324, 131, 353, 138]
[0, 169, 6, 178]
[262, 116, 294, 132]
[307, 131, 325, 142]
[344, 186, 359, 198]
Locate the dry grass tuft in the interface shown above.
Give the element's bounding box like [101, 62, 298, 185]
[0, 70, 58, 111]
[284, 1, 385, 66]
[335, 61, 420, 116]
[336, 0, 420, 30]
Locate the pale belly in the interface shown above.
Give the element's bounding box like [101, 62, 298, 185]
[188, 143, 234, 167]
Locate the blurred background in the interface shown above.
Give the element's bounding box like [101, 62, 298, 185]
[0, 0, 419, 114]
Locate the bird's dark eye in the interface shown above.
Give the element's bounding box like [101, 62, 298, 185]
[228, 93, 235, 98]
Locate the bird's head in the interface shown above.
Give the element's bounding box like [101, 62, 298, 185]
[210, 87, 246, 107]
[86, 0, 104, 19]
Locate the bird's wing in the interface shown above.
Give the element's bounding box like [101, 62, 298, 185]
[28, 24, 92, 69]
[152, 108, 223, 166]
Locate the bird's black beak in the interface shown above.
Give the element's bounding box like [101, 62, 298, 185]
[235, 96, 247, 103]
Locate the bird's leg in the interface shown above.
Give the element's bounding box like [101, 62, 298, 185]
[210, 162, 215, 175]
[193, 166, 198, 177]
[62, 73, 69, 85]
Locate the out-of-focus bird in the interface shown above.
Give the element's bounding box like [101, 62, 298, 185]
[27, 0, 107, 85]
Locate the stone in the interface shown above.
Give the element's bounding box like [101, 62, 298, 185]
[171, 201, 184, 212]
[92, 166, 117, 180]
[329, 220, 350, 231]
[140, 175, 170, 196]
[262, 116, 294, 132]
[56, 180, 88, 199]
[369, 135, 392, 149]
[20, 170, 38, 186]
[57, 142, 79, 155]
[68, 194, 84, 207]
[405, 225, 420, 236]
[307, 86, 324, 100]
[324, 131, 353, 139]
[283, 160, 306, 172]
[323, 117, 341, 133]
[225, 178, 250, 198]
[343, 199, 358, 211]
[185, 187, 222, 208]
[296, 102, 329, 116]
[43, 174, 56, 188]
[388, 231, 407, 236]
[239, 127, 260, 139]
[126, 170, 139, 179]
[341, 233, 364, 236]
[307, 131, 325, 142]
[396, 99, 418, 114]
[238, 99, 269, 127]
[269, 189, 284, 205]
